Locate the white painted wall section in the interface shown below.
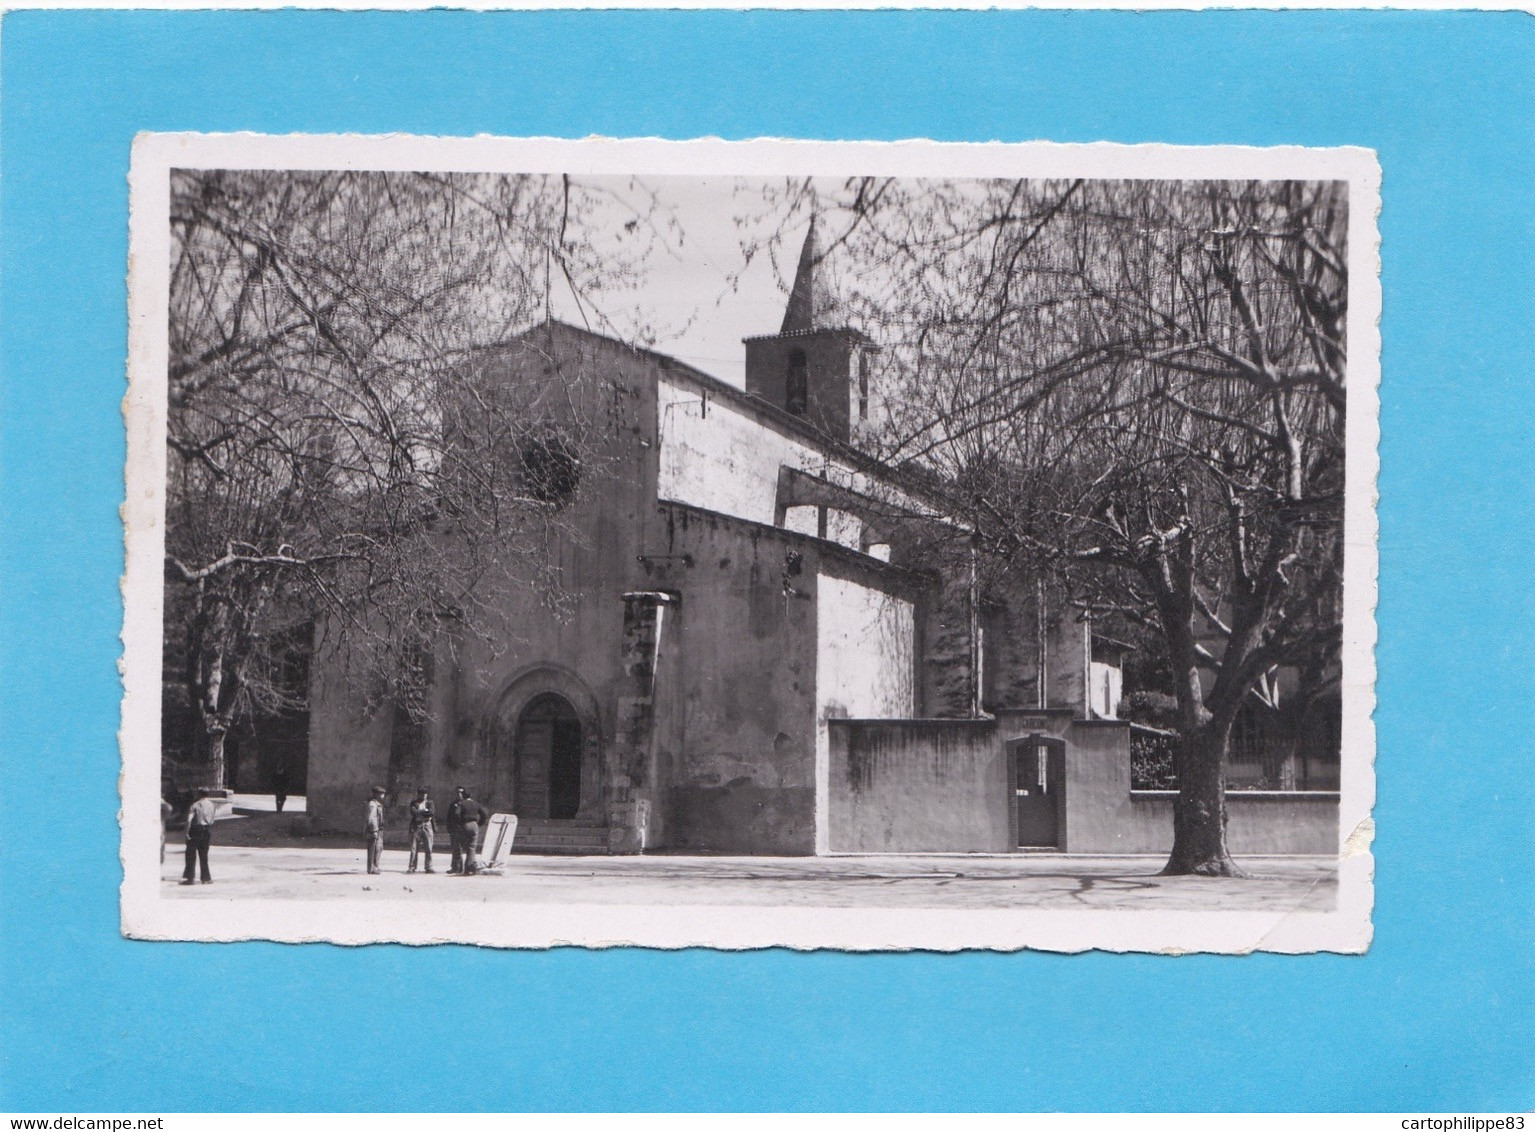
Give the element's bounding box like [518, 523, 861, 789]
[656, 374, 935, 531]
[813, 573, 915, 852]
[658, 376, 826, 524]
[1089, 660, 1123, 719]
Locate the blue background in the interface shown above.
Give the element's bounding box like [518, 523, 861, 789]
[2, 9, 1532, 1112]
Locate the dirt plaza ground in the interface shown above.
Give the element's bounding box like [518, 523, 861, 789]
[157, 795, 1338, 913]
[163, 843, 1337, 913]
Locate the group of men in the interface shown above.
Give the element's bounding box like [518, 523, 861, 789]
[366, 786, 489, 876]
[166, 783, 494, 886]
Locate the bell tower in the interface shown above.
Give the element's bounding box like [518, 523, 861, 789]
[744, 215, 877, 443]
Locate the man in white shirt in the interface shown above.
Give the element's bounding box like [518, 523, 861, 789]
[180, 792, 219, 885]
[365, 787, 386, 875]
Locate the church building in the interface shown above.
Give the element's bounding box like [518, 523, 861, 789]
[304, 222, 1339, 857]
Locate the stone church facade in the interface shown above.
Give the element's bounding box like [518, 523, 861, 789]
[304, 225, 1339, 856]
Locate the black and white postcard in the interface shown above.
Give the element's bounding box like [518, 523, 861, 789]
[121, 135, 1378, 952]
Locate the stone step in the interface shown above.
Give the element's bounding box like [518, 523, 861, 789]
[509, 843, 609, 856]
[518, 831, 607, 845]
[494, 817, 610, 855]
[512, 839, 608, 852]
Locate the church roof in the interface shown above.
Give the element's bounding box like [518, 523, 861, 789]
[742, 215, 874, 345]
[778, 214, 850, 336]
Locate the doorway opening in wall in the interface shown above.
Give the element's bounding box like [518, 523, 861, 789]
[514, 693, 583, 820]
[1009, 735, 1066, 850]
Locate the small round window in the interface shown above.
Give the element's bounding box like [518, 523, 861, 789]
[519, 427, 581, 507]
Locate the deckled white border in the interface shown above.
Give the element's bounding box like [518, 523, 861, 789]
[122, 134, 1379, 953]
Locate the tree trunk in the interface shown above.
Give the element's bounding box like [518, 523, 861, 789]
[1162, 721, 1246, 877]
[196, 720, 228, 793]
[189, 601, 239, 793]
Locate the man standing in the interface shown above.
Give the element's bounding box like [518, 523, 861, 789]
[160, 796, 172, 865]
[272, 762, 289, 814]
[180, 791, 218, 885]
[365, 786, 386, 875]
[407, 788, 435, 874]
[457, 788, 488, 876]
[447, 787, 467, 874]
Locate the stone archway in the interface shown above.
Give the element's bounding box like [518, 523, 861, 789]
[483, 665, 603, 820]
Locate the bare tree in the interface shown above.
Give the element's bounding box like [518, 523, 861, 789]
[767, 177, 1347, 875]
[164, 169, 662, 790]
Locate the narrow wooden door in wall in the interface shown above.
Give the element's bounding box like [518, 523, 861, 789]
[1014, 737, 1065, 848]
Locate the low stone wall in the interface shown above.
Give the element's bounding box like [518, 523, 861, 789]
[826, 719, 1004, 852]
[1120, 791, 1340, 855]
[1061, 720, 1338, 854]
[826, 714, 1340, 856]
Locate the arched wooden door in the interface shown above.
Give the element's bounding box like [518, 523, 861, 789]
[514, 693, 583, 820]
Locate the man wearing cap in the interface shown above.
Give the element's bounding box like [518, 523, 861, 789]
[407, 788, 435, 874]
[446, 787, 467, 874]
[456, 788, 489, 875]
[364, 787, 387, 875]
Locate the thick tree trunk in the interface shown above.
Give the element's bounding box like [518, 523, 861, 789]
[195, 721, 228, 792]
[189, 600, 239, 793]
[1162, 721, 1246, 877]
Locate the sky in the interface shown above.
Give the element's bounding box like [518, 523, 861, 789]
[549, 176, 818, 388]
